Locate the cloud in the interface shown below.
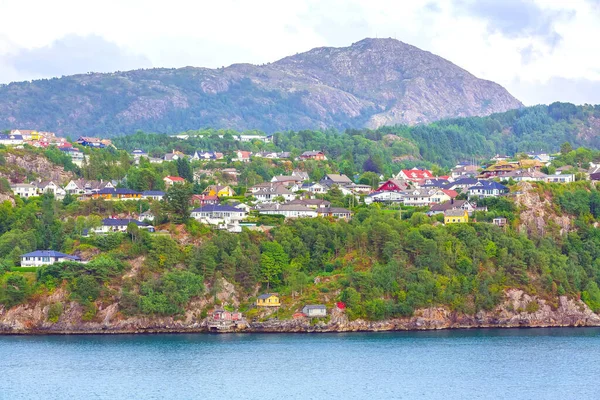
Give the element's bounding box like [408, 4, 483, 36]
[1, 35, 151, 81]
[509, 77, 600, 105]
[454, 0, 574, 47]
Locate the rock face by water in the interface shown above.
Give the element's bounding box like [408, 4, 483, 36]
[1, 289, 598, 335]
[0, 38, 522, 136]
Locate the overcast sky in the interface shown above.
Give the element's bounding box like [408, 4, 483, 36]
[1, 0, 599, 105]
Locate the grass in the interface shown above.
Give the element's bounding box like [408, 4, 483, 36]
[11, 267, 40, 273]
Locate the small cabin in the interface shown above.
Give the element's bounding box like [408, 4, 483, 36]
[492, 217, 508, 227]
[212, 308, 242, 321]
[256, 293, 280, 307]
[302, 305, 327, 318]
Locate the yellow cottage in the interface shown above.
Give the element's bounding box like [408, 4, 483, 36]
[256, 293, 280, 307]
[204, 185, 235, 197]
[444, 209, 469, 224]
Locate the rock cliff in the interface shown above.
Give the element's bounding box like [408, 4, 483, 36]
[1, 289, 598, 335]
[0, 38, 522, 136]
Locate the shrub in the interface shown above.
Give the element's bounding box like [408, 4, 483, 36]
[47, 302, 64, 323]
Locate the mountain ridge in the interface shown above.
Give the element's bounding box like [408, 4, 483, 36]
[0, 38, 522, 136]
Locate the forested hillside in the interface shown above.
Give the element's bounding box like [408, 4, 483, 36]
[111, 102, 600, 168]
[3, 183, 600, 327]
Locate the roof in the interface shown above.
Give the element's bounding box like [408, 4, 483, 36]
[429, 200, 468, 212]
[272, 175, 299, 182]
[328, 207, 352, 214]
[102, 218, 151, 227]
[22, 250, 80, 260]
[142, 190, 165, 196]
[323, 174, 352, 184]
[0, 134, 23, 140]
[450, 177, 479, 186]
[253, 185, 294, 195]
[469, 181, 508, 190]
[259, 204, 315, 212]
[288, 199, 331, 206]
[441, 189, 459, 198]
[164, 176, 185, 181]
[303, 305, 326, 310]
[445, 209, 468, 217]
[258, 293, 278, 299]
[191, 204, 244, 213]
[97, 188, 140, 195]
[400, 168, 433, 180]
[301, 150, 324, 156]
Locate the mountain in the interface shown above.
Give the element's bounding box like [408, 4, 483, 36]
[0, 38, 522, 136]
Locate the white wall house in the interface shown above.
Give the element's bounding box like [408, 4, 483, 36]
[91, 219, 155, 234]
[545, 174, 575, 183]
[190, 205, 247, 223]
[302, 305, 327, 317]
[32, 181, 66, 199]
[257, 204, 318, 218]
[252, 185, 296, 203]
[10, 183, 38, 198]
[21, 250, 80, 267]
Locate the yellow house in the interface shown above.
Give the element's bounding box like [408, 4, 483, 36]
[256, 293, 280, 307]
[204, 185, 235, 197]
[444, 209, 469, 224]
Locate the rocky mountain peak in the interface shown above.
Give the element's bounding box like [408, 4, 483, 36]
[0, 38, 522, 136]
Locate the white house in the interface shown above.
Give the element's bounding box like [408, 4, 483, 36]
[0, 133, 24, 146]
[142, 190, 165, 201]
[251, 185, 296, 203]
[21, 250, 80, 267]
[138, 211, 155, 222]
[302, 305, 327, 318]
[91, 218, 155, 234]
[364, 191, 404, 204]
[301, 182, 327, 194]
[468, 181, 509, 199]
[10, 183, 38, 198]
[32, 181, 66, 199]
[163, 176, 185, 187]
[64, 179, 114, 195]
[190, 205, 248, 223]
[545, 174, 575, 184]
[232, 150, 252, 162]
[257, 204, 318, 218]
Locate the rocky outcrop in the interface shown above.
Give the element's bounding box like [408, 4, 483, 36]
[1, 289, 598, 335]
[3, 151, 73, 184]
[0, 38, 521, 136]
[515, 182, 571, 236]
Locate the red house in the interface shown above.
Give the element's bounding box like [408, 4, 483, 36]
[212, 308, 242, 321]
[376, 179, 408, 192]
[300, 150, 326, 161]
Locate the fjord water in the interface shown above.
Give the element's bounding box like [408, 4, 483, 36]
[2, 329, 599, 400]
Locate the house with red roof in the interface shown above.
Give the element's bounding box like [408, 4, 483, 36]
[163, 176, 185, 187]
[376, 179, 409, 192]
[395, 168, 434, 186]
[232, 150, 252, 163]
[191, 194, 219, 206]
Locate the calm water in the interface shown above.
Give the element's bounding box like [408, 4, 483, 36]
[1, 328, 600, 399]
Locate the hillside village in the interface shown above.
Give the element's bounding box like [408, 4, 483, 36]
[3, 127, 600, 330]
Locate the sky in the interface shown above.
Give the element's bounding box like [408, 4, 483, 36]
[1, 0, 599, 105]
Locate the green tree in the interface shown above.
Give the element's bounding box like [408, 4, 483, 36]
[165, 184, 193, 224]
[176, 158, 194, 183]
[260, 242, 288, 289]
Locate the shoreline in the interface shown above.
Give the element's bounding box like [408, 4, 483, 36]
[0, 323, 600, 336]
[3, 289, 600, 335]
